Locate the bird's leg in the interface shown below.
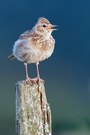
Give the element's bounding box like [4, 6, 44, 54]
[36, 62, 44, 83]
[36, 62, 40, 81]
[24, 63, 38, 84]
[24, 63, 30, 81]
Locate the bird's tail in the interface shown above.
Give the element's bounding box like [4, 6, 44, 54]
[8, 54, 16, 60]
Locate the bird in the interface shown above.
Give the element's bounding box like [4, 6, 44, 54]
[8, 17, 57, 84]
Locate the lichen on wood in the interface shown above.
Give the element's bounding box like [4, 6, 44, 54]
[15, 81, 52, 135]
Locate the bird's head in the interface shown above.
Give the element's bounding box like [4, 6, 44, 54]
[33, 17, 57, 36]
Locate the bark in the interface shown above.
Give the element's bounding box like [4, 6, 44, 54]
[16, 81, 52, 135]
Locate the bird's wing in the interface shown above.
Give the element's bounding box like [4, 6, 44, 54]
[19, 30, 40, 39]
[19, 30, 32, 39]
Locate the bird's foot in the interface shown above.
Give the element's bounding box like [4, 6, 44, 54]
[36, 77, 45, 84]
[26, 77, 44, 85]
[26, 77, 37, 85]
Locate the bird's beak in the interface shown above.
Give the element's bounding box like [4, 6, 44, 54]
[51, 25, 58, 30]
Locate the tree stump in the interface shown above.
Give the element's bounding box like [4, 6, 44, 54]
[16, 81, 52, 135]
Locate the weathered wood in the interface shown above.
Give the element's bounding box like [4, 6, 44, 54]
[16, 81, 52, 135]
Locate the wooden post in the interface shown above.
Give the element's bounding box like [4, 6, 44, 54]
[16, 81, 52, 135]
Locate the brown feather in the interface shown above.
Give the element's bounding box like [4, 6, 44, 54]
[8, 54, 16, 60]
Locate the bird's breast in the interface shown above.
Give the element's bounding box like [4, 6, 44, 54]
[29, 37, 55, 62]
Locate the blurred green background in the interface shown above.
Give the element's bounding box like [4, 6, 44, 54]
[0, 0, 90, 135]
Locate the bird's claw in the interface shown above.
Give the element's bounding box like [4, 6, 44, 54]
[37, 78, 44, 84]
[26, 77, 44, 85]
[26, 78, 37, 85]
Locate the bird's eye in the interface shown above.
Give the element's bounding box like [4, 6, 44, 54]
[43, 25, 46, 27]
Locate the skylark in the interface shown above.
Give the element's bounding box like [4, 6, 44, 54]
[8, 17, 57, 84]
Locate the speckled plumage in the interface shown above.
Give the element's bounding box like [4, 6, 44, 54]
[9, 17, 56, 83]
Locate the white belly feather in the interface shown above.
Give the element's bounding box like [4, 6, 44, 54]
[13, 38, 55, 63]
